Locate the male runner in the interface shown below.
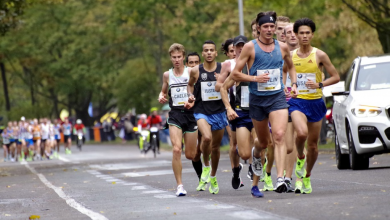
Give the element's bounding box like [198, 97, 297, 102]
[62, 118, 72, 154]
[185, 52, 203, 181]
[159, 43, 198, 196]
[186, 52, 200, 68]
[261, 16, 292, 192]
[219, 35, 259, 191]
[289, 18, 339, 194]
[221, 38, 236, 59]
[186, 40, 228, 194]
[251, 19, 260, 39]
[275, 16, 290, 43]
[231, 11, 298, 194]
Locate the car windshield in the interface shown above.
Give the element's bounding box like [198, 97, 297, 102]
[356, 62, 390, 91]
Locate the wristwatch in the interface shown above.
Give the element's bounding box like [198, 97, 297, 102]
[318, 82, 323, 89]
[291, 82, 298, 87]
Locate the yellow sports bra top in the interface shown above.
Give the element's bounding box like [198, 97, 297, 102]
[292, 47, 323, 100]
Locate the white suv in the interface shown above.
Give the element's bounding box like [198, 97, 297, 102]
[332, 55, 390, 170]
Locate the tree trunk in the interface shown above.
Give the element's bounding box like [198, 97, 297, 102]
[376, 28, 390, 53]
[0, 62, 10, 111]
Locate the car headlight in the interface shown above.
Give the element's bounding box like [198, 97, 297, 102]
[351, 105, 382, 117]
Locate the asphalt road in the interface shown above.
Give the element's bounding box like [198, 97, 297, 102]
[1, 144, 390, 220]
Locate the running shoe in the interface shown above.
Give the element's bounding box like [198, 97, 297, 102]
[285, 178, 295, 193]
[260, 157, 268, 182]
[295, 154, 307, 179]
[209, 177, 219, 194]
[274, 177, 287, 193]
[251, 186, 264, 198]
[232, 163, 243, 189]
[251, 147, 263, 177]
[53, 151, 59, 159]
[247, 164, 253, 181]
[295, 180, 303, 194]
[196, 180, 207, 191]
[262, 174, 273, 191]
[302, 177, 312, 194]
[176, 185, 187, 197]
[200, 166, 211, 183]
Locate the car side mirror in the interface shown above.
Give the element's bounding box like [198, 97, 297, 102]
[332, 91, 350, 96]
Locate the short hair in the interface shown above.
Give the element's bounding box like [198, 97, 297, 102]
[255, 11, 277, 27]
[251, 19, 257, 28]
[294, 18, 316, 33]
[203, 40, 216, 49]
[276, 16, 290, 26]
[168, 43, 185, 56]
[221, 38, 234, 55]
[186, 52, 201, 64]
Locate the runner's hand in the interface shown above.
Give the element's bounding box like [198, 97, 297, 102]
[158, 94, 168, 103]
[291, 84, 298, 98]
[184, 101, 194, 109]
[305, 79, 317, 89]
[284, 87, 291, 98]
[187, 94, 195, 103]
[227, 108, 239, 121]
[254, 73, 270, 83]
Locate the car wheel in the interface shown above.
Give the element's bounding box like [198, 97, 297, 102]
[335, 126, 350, 169]
[347, 127, 369, 170]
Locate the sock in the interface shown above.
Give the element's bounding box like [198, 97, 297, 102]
[298, 154, 305, 160]
[305, 173, 311, 178]
[210, 176, 215, 179]
[285, 177, 291, 182]
[192, 160, 203, 180]
[267, 172, 271, 177]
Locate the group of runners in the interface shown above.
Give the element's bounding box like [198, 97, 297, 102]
[159, 10, 340, 198]
[2, 117, 85, 162]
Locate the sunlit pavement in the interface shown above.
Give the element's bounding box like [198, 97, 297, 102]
[1, 144, 390, 220]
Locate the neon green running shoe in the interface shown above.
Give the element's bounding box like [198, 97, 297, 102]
[209, 177, 219, 194]
[196, 180, 207, 191]
[200, 166, 211, 183]
[262, 174, 273, 191]
[260, 157, 268, 182]
[295, 180, 303, 194]
[302, 177, 312, 194]
[26, 156, 33, 162]
[295, 155, 307, 179]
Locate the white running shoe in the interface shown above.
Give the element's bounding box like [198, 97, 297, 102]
[176, 185, 187, 197]
[251, 147, 263, 177]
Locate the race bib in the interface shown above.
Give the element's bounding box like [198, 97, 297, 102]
[297, 73, 316, 94]
[257, 69, 281, 91]
[201, 81, 221, 101]
[240, 86, 249, 108]
[171, 86, 188, 106]
[33, 132, 40, 138]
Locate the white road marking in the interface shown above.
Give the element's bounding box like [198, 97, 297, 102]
[203, 204, 235, 209]
[142, 190, 166, 194]
[227, 211, 272, 219]
[132, 186, 147, 190]
[89, 160, 172, 170]
[122, 168, 193, 177]
[154, 194, 176, 199]
[24, 163, 108, 220]
[122, 183, 137, 186]
[58, 156, 70, 162]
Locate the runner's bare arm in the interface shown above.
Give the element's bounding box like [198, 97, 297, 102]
[215, 61, 231, 92]
[231, 43, 269, 83]
[281, 43, 298, 97]
[220, 76, 238, 121]
[186, 65, 199, 104]
[316, 50, 340, 87]
[158, 71, 169, 104]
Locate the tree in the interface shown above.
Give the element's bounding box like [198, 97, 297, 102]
[342, 0, 390, 53]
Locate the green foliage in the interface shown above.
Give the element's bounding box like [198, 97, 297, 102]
[0, 0, 385, 123]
